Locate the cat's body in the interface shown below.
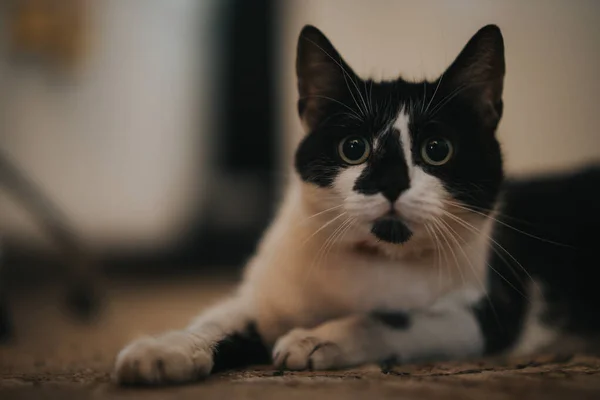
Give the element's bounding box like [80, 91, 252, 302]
[479, 168, 600, 355]
[114, 25, 600, 384]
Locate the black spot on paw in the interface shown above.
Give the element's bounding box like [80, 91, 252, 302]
[211, 322, 270, 373]
[371, 311, 411, 329]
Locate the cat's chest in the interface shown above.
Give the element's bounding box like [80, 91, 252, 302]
[249, 220, 487, 332]
[307, 253, 459, 314]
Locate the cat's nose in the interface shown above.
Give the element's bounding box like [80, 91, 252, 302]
[377, 158, 410, 203]
[381, 186, 402, 202]
[380, 173, 409, 203]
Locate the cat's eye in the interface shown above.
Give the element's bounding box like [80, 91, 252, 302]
[338, 136, 370, 165]
[421, 137, 454, 166]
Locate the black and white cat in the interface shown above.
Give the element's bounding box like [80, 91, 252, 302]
[114, 24, 600, 384]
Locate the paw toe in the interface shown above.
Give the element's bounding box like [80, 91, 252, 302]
[273, 330, 342, 371]
[114, 334, 212, 385]
[308, 342, 342, 370]
[285, 336, 321, 370]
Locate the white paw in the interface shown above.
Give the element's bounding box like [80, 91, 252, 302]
[272, 328, 345, 371]
[114, 331, 213, 385]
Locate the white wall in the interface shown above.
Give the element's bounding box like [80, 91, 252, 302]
[3, 1, 599, 249]
[278, 0, 600, 176]
[0, 0, 218, 248]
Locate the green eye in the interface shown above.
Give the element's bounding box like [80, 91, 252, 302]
[421, 137, 454, 166]
[338, 136, 370, 165]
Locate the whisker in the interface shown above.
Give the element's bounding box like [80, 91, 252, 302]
[300, 95, 362, 121]
[427, 83, 468, 117]
[305, 217, 355, 287]
[343, 71, 368, 118]
[363, 79, 373, 116]
[436, 217, 506, 322]
[431, 220, 451, 287]
[300, 212, 347, 248]
[301, 37, 369, 118]
[326, 217, 356, 263]
[420, 82, 427, 114]
[424, 73, 445, 115]
[297, 204, 344, 226]
[440, 209, 537, 297]
[442, 199, 573, 248]
[443, 198, 532, 225]
[431, 217, 466, 288]
[369, 81, 375, 116]
[442, 214, 530, 302]
[302, 216, 352, 287]
[424, 223, 444, 291]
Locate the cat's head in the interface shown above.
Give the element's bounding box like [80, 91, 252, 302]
[294, 25, 505, 248]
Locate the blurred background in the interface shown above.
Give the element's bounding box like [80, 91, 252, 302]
[0, 0, 599, 361]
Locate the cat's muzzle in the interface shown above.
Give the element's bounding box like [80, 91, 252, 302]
[370, 217, 413, 244]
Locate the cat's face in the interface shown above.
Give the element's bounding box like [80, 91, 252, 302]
[294, 25, 505, 245]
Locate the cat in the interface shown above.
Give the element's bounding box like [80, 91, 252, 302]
[114, 24, 600, 384]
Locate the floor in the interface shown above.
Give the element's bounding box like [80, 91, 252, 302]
[1, 276, 600, 399]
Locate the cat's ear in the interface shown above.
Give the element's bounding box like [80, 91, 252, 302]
[296, 25, 361, 132]
[442, 25, 505, 129]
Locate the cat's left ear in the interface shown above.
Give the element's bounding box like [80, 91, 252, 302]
[442, 25, 505, 130]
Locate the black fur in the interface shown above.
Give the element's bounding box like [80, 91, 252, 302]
[372, 311, 411, 329]
[371, 217, 413, 244]
[353, 127, 410, 201]
[211, 322, 271, 373]
[475, 167, 600, 354]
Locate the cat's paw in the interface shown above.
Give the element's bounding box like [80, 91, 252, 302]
[114, 331, 212, 385]
[272, 328, 344, 371]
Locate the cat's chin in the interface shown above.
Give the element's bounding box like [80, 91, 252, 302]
[370, 217, 413, 244]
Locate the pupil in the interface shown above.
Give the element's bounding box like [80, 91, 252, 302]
[344, 138, 365, 160]
[426, 139, 449, 162]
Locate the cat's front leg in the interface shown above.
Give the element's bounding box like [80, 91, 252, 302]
[273, 307, 484, 370]
[114, 295, 270, 384]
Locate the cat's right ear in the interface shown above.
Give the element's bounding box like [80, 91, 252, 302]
[441, 25, 505, 131]
[296, 25, 360, 132]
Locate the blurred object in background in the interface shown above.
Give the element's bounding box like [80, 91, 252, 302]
[0, 0, 280, 279]
[180, 0, 278, 269]
[0, 149, 102, 339]
[7, 0, 87, 74]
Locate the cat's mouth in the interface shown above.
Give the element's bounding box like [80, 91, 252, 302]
[370, 215, 413, 244]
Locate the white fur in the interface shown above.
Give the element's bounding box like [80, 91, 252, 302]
[396, 111, 414, 171]
[114, 108, 542, 384]
[510, 282, 558, 356]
